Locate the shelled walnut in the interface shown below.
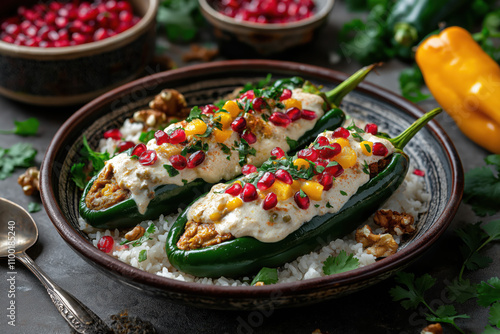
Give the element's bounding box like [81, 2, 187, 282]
[374, 209, 415, 236]
[421, 323, 442, 334]
[149, 89, 188, 117]
[355, 225, 398, 258]
[17, 167, 40, 196]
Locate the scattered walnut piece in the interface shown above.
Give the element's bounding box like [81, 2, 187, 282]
[133, 109, 168, 128]
[125, 226, 146, 241]
[17, 167, 40, 196]
[254, 281, 265, 286]
[374, 209, 415, 236]
[182, 44, 219, 62]
[355, 225, 398, 258]
[421, 323, 442, 334]
[149, 89, 189, 118]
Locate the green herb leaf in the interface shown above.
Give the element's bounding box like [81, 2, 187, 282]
[477, 277, 500, 307]
[138, 249, 147, 262]
[326, 202, 333, 208]
[456, 223, 492, 273]
[362, 161, 370, 175]
[483, 325, 500, 334]
[389, 272, 436, 310]
[121, 224, 156, 247]
[0, 118, 40, 136]
[425, 307, 470, 326]
[139, 130, 156, 144]
[399, 65, 431, 103]
[340, 190, 348, 196]
[0, 143, 37, 180]
[241, 74, 272, 94]
[286, 136, 298, 150]
[489, 302, 500, 327]
[251, 267, 278, 286]
[236, 137, 257, 166]
[70, 162, 87, 189]
[446, 278, 477, 304]
[186, 106, 203, 122]
[28, 202, 41, 213]
[322, 250, 359, 275]
[182, 179, 188, 185]
[157, 0, 203, 42]
[363, 143, 371, 153]
[314, 204, 320, 208]
[163, 164, 179, 177]
[464, 154, 500, 216]
[299, 189, 307, 198]
[81, 136, 109, 175]
[483, 219, 500, 241]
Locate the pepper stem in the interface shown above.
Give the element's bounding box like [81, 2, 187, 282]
[393, 22, 418, 47]
[389, 108, 443, 150]
[325, 63, 381, 108]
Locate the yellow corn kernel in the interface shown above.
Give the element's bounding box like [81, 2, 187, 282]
[291, 179, 302, 191]
[283, 98, 302, 110]
[102, 183, 114, 196]
[223, 100, 241, 118]
[293, 158, 310, 170]
[333, 138, 350, 148]
[360, 141, 373, 156]
[226, 197, 243, 212]
[215, 112, 233, 129]
[301, 181, 324, 201]
[270, 180, 293, 201]
[209, 211, 222, 221]
[213, 128, 233, 143]
[184, 119, 207, 136]
[335, 146, 357, 169]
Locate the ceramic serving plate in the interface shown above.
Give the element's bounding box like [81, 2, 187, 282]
[40, 60, 463, 310]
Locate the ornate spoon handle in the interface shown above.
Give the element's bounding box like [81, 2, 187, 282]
[16, 252, 111, 334]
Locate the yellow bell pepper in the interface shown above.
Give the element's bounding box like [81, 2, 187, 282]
[416, 26, 500, 154]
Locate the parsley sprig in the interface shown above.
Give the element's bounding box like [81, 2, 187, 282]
[0, 142, 37, 180]
[464, 154, 500, 217]
[120, 224, 156, 247]
[322, 250, 360, 275]
[0, 118, 39, 137]
[70, 136, 110, 189]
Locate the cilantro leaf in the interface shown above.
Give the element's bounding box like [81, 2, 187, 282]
[389, 272, 436, 310]
[186, 106, 202, 122]
[28, 202, 42, 213]
[425, 307, 470, 325]
[464, 154, 500, 216]
[326, 202, 333, 208]
[446, 278, 477, 304]
[81, 136, 109, 174]
[0, 143, 37, 180]
[121, 224, 156, 247]
[157, 0, 203, 42]
[138, 249, 147, 262]
[399, 65, 431, 103]
[477, 277, 500, 307]
[286, 136, 298, 150]
[340, 190, 348, 196]
[483, 325, 500, 334]
[0, 118, 39, 136]
[456, 222, 492, 275]
[489, 302, 500, 327]
[163, 164, 179, 177]
[251, 267, 278, 286]
[483, 219, 500, 241]
[139, 130, 156, 144]
[322, 250, 359, 275]
[70, 162, 87, 189]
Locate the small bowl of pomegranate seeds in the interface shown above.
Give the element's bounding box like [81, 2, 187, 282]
[199, 0, 335, 56]
[0, 0, 159, 106]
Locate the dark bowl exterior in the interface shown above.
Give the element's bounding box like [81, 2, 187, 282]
[40, 60, 464, 310]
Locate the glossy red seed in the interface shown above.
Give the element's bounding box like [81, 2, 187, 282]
[257, 172, 275, 191]
[240, 90, 255, 100]
[275, 169, 293, 184]
[319, 172, 334, 191]
[241, 183, 258, 202]
[131, 143, 147, 157]
[97, 236, 114, 253]
[269, 112, 291, 127]
[93, 27, 108, 41]
[241, 130, 257, 144]
[301, 109, 317, 120]
[241, 164, 257, 175]
[252, 97, 266, 112]
[225, 183, 242, 196]
[169, 128, 186, 144]
[201, 104, 219, 115]
[139, 150, 157, 166]
[262, 192, 278, 210]
[286, 107, 301, 122]
[373, 142, 388, 156]
[316, 136, 329, 147]
[413, 169, 425, 177]
[318, 143, 341, 159]
[332, 127, 350, 139]
[294, 191, 310, 210]
[270, 147, 285, 159]
[154, 130, 169, 145]
[280, 89, 292, 101]
[103, 128, 122, 140]
[326, 163, 344, 178]
[117, 141, 135, 153]
[297, 148, 318, 162]
[364, 123, 378, 135]
[187, 150, 205, 168]
[169, 154, 187, 170]
[231, 116, 247, 133]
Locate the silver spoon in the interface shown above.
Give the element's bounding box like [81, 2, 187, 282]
[0, 198, 110, 333]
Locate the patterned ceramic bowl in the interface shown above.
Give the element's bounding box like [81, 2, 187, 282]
[199, 0, 335, 56]
[40, 60, 463, 310]
[0, 0, 158, 106]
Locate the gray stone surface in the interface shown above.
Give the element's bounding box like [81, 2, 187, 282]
[1, 2, 499, 333]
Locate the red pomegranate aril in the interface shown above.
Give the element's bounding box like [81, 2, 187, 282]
[319, 172, 334, 191]
[280, 89, 292, 101]
[257, 172, 275, 191]
[269, 112, 291, 127]
[169, 128, 186, 144]
[252, 97, 266, 112]
[316, 136, 329, 147]
[413, 169, 425, 177]
[97, 236, 114, 253]
[240, 90, 255, 100]
[155, 130, 170, 145]
[319, 143, 341, 159]
[241, 183, 258, 202]
[201, 104, 219, 115]
[103, 128, 122, 140]
[332, 127, 350, 139]
[225, 183, 242, 196]
[169, 154, 187, 170]
[231, 116, 247, 133]
[94, 27, 108, 41]
[117, 1, 133, 12]
[364, 123, 378, 135]
[72, 32, 87, 44]
[275, 169, 293, 184]
[294, 191, 310, 209]
[117, 141, 135, 153]
[373, 142, 389, 156]
[241, 130, 257, 144]
[301, 109, 317, 120]
[242, 164, 257, 175]
[286, 107, 301, 122]
[297, 148, 319, 162]
[139, 150, 157, 166]
[187, 150, 205, 168]
[131, 143, 147, 157]
[326, 163, 344, 178]
[271, 147, 285, 159]
[262, 192, 278, 210]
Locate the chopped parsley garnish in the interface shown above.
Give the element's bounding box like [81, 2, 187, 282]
[346, 121, 365, 134]
[219, 143, 231, 155]
[326, 202, 333, 208]
[234, 137, 257, 166]
[362, 161, 370, 175]
[314, 204, 320, 208]
[0, 118, 39, 136]
[182, 179, 188, 185]
[0, 143, 37, 181]
[181, 140, 209, 156]
[130, 155, 139, 160]
[186, 106, 203, 122]
[261, 114, 269, 122]
[340, 190, 348, 196]
[299, 189, 307, 198]
[138, 249, 147, 262]
[139, 129, 156, 144]
[363, 143, 372, 153]
[28, 202, 42, 213]
[351, 132, 364, 142]
[120, 224, 156, 247]
[250, 267, 278, 286]
[464, 154, 500, 216]
[196, 125, 213, 138]
[163, 164, 179, 177]
[322, 250, 359, 275]
[286, 136, 298, 150]
[70, 136, 108, 188]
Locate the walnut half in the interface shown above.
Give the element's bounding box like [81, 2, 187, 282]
[374, 209, 415, 236]
[355, 225, 398, 258]
[421, 323, 443, 334]
[17, 167, 40, 196]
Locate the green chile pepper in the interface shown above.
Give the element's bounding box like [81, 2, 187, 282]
[166, 108, 442, 278]
[80, 65, 377, 229]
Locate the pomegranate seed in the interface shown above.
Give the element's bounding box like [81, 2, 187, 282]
[139, 150, 157, 166]
[117, 1, 133, 12]
[275, 169, 293, 184]
[286, 107, 301, 122]
[297, 148, 318, 162]
[413, 169, 425, 177]
[252, 97, 266, 112]
[169, 155, 187, 170]
[269, 112, 291, 127]
[326, 163, 344, 177]
[131, 143, 147, 157]
[201, 104, 219, 115]
[262, 192, 278, 210]
[332, 127, 350, 139]
[117, 141, 135, 153]
[280, 89, 292, 101]
[55, 17, 69, 28]
[271, 147, 285, 159]
[93, 27, 108, 41]
[257, 172, 275, 191]
[364, 123, 378, 135]
[242, 164, 257, 175]
[241, 131, 257, 144]
[318, 143, 341, 159]
[294, 191, 310, 210]
[225, 183, 242, 196]
[373, 142, 388, 156]
[301, 110, 317, 120]
[155, 130, 169, 145]
[319, 172, 334, 191]
[97, 236, 114, 253]
[241, 183, 258, 202]
[231, 117, 247, 133]
[119, 10, 133, 22]
[316, 136, 329, 147]
[187, 150, 205, 168]
[103, 129, 122, 140]
[240, 90, 255, 100]
[169, 128, 186, 144]
[72, 32, 87, 44]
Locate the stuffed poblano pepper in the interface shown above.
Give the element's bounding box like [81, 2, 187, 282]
[166, 108, 442, 278]
[80, 65, 377, 229]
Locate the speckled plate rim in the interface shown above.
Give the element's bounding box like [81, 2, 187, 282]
[40, 59, 464, 302]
